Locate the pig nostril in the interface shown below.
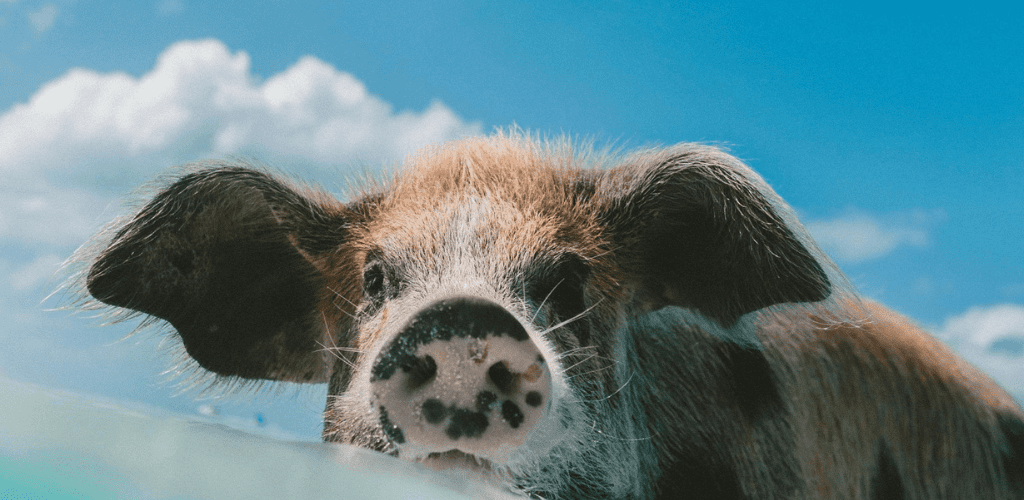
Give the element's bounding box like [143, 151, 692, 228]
[525, 391, 543, 407]
[488, 361, 515, 393]
[402, 355, 437, 390]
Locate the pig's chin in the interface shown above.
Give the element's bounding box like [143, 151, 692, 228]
[417, 450, 494, 472]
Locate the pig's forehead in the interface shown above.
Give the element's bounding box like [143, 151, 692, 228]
[352, 139, 607, 264]
[364, 194, 571, 265]
[374, 136, 595, 217]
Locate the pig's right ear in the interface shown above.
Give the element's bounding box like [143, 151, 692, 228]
[86, 165, 365, 384]
[594, 144, 834, 345]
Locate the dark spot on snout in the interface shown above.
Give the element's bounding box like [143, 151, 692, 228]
[446, 409, 489, 440]
[525, 391, 543, 407]
[379, 406, 405, 444]
[371, 297, 528, 382]
[422, 399, 447, 425]
[476, 391, 498, 412]
[502, 400, 525, 429]
[402, 355, 437, 390]
[417, 297, 528, 341]
[489, 361, 515, 393]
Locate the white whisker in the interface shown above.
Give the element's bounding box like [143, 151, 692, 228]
[530, 278, 565, 323]
[538, 298, 604, 338]
[314, 317, 361, 370]
[326, 285, 360, 319]
[560, 353, 598, 374]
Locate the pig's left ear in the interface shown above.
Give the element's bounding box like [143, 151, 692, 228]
[596, 144, 831, 337]
[85, 165, 365, 384]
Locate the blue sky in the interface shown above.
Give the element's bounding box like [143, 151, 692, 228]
[1, 0, 1022, 439]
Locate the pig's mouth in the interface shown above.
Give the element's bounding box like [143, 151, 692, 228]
[418, 450, 494, 472]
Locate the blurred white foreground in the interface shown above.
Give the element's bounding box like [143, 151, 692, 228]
[0, 375, 519, 499]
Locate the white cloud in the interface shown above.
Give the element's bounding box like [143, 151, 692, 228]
[938, 304, 1024, 353]
[27, 3, 57, 32]
[0, 38, 481, 248]
[935, 304, 1024, 401]
[0, 185, 111, 246]
[806, 209, 944, 262]
[9, 253, 64, 290]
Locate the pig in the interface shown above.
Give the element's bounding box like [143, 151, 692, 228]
[78, 134, 1023, 499]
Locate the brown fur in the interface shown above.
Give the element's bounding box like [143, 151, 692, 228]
[75, 133, 1024, 499]
[772, 301, 1021, 498]
[631, 299, 1024, 499]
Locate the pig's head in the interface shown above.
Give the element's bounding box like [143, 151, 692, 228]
[82, 136, 835, 496]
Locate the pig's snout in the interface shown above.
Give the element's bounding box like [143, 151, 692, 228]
[369, 296, 551, 461]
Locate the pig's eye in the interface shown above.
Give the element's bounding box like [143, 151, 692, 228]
[528, 254, 590, 320]
[362, 260, 392, 302]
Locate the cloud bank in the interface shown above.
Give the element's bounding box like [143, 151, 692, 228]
[0, 38, 481, 247]
[934, 304, 1024, 401]
[0, 40, 481, 439]
[806, 209, 945, 262]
